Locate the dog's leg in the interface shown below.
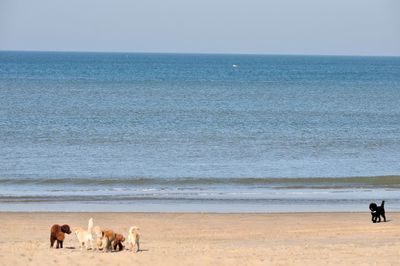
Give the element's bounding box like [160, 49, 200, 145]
[56, 240, 60, 249]
[96, 238, 103, 251]
[105, 239, 111, 252]
[382, 212, 386, 222]
[101, 238, 108, 252]
[50, 236, 55, 248]
[60, 240, 63, 248]
[109, 240, 113, 252]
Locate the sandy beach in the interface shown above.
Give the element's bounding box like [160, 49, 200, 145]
[0, 212, 399, 265]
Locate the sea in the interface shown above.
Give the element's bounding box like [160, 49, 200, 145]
[1, 51, 400, 212]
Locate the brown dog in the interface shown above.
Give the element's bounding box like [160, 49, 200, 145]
[99, 230, 125, 252]
[100, 229, 116, 251]
[50, 224, 72, 248]
[112, 233, 125, 251]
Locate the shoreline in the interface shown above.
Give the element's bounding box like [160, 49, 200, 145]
[1, 199, 398, 213]
[1, 211, 398, 214]
[3, 175, 400, 213]
[1, 212, 399, 265]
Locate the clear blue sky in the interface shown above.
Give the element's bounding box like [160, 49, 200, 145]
[1, 0, 399, 56]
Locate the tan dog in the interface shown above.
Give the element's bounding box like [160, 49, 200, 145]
[99, 229, 116, 251]
[74, 218, 94, 250]
[127, 226, 140, 252]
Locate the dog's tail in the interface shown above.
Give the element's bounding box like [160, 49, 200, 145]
[381, 201, 385, 207]
[88, 217, 94, 233]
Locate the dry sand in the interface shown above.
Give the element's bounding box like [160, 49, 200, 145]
[0, 212, 399, 265]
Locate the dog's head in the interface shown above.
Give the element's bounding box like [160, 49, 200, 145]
[369, 203, 378, 212]
[61, 224, 72, 234]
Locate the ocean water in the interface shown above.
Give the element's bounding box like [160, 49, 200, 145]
[1, 51, 400, 212]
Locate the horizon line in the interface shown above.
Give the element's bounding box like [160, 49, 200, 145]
[1, 49, 399, 58]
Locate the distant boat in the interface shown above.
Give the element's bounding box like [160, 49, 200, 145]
[232, 64, 239, 68]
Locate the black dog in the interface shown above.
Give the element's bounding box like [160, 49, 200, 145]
[369, 201, 386, 223]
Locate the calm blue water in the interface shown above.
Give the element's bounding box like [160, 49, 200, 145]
[1, 51, 400, 212]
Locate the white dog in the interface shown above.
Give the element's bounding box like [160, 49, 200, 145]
[75, 218, 94, 250]
[127, 226, 140, 252]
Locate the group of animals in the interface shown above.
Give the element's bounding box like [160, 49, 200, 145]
[50, 218, 140, 252]
[48, 201, 386, 251]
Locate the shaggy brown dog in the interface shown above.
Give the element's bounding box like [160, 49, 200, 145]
[112, 233, 125, 251]
[50, 224, 72, 248]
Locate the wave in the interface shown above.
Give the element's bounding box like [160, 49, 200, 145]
[1, 175, 400, 188]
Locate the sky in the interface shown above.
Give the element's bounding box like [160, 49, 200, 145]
[1, 0, 399, 56]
